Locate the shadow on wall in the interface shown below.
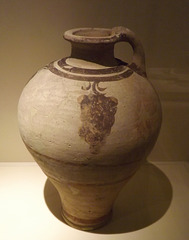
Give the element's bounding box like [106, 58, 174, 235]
[43, 161, 172, 234]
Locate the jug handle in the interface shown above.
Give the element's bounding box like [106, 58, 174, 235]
[112, 26, 146, 77]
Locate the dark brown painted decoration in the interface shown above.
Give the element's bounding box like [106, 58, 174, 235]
[78, 82, 118, 154]
[47, 58, 135, 82]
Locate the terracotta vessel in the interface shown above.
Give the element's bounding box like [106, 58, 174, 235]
[18, 26, 162, 230]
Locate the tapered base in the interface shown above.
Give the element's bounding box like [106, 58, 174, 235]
[62, 207, 112, 231]
[47, 176, 130, 231]
[47, 174, 133, 231]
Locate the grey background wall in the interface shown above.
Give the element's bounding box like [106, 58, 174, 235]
[0, 0, 189, 162]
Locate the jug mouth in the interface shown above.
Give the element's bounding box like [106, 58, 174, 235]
[64, 28, 118, 44]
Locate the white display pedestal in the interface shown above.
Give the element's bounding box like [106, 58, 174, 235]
[0, 161, 189, 240]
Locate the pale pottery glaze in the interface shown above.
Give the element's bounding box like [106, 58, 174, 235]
[18, 27, 162, 230]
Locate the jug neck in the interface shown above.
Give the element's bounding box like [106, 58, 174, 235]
[64, 28, 122, 67]
[70, 42, 118, 67]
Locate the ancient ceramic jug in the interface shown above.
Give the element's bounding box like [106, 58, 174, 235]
[18, 26, 162, 230]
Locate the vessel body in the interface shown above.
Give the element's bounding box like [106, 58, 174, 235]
[18, 27, 162, 230]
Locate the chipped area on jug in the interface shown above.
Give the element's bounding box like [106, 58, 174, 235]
[66, 58, 108, 69]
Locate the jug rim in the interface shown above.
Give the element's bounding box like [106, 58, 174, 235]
[64, 28, 118, 44]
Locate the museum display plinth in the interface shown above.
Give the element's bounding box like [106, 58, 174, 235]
[18, 27, 161, 230]
[0, 161, 189, 240]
